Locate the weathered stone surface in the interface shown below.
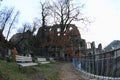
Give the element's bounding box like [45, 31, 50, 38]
[36, 24, 86, 60]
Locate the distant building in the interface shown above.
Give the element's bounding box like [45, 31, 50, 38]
[86, 42, 102, 54]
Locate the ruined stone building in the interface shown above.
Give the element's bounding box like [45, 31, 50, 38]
[10, 24, 86, 60]
[36, 24, 86, 60]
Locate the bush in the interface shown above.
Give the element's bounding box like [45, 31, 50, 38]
[5, 55, 12, 62]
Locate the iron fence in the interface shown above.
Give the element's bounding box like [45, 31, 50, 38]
[73, 48, 120, 79]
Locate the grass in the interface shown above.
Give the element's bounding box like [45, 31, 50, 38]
[0, 60, 60, 80]
[34, 63, 60, 80]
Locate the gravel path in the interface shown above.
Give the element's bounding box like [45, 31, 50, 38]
[59, 62, 84, 80]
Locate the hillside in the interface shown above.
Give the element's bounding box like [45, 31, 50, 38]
[104, 40, 120, 51]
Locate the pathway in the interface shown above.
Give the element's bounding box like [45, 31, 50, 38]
[59, 62, 85, 80]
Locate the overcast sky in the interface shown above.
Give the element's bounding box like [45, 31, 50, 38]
[1, 0, 120, 48]
[80, 0, 120, 48]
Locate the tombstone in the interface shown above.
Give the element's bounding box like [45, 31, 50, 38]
[8, 49, 12, 56]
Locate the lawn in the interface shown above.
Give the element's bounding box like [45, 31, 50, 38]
[0, 60, 60, 80]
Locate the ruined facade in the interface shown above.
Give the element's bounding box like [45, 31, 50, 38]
[36, 24, 86, 60]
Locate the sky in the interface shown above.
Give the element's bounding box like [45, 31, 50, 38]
[80, 0, 120, 48]
[1, 0, 120, 48]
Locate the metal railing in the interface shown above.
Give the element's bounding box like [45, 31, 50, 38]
[73, 48, 120, 79]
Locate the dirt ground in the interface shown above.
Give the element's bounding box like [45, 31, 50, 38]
[59, 62, 85, 80]
[30, 62, 85, 80]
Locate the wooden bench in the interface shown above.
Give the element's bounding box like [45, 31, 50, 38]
[37, 58, 50, 64]
[49, 57, 56, 62]
[16, 55, 38, 70]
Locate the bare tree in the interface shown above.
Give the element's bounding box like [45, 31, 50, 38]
[22, 23, 32, 32]
[40, 2, 50, 34]
[16, 23, 32, 46]
[17, 21, 38, 36]
[40, 1, 51, 27]
[49, 0, 87, 34]
[32, 21, 38, 34]
[6, 11, 19, 40]
[41, 2, 47, 27]
[38, 1, 52, 42]
[0, 7, 19, 40]
[0, 8, 14, 33]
